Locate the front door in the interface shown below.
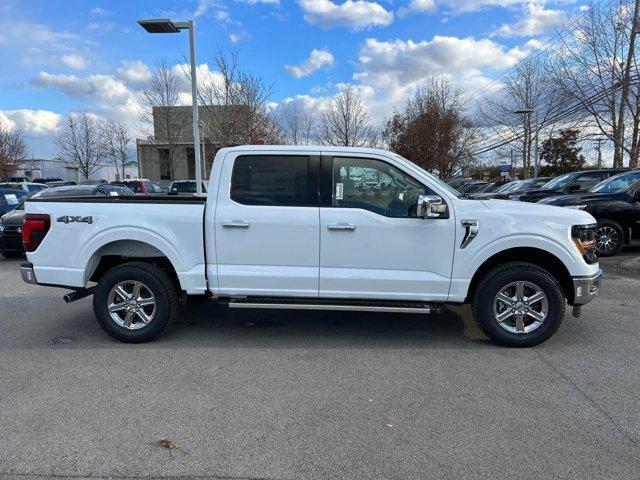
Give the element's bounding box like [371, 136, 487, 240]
[319, 154, 456, 302]
[214, 152, 320, 297]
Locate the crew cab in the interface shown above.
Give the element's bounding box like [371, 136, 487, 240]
[514, 169, 627, 202]
[540, 172, 640, 256]
[19, 146, 603, 347]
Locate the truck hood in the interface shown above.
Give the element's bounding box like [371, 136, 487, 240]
[479, 198, 595, 225]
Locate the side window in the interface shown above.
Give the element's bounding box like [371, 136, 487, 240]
[231, 155, 310, 207]
[331, 157, 427, 217]
[574, 173, 603, 191]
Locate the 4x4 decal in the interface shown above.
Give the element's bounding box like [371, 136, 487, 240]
[57, 216, 93, 224]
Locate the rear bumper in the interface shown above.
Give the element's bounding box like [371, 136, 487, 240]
[572, 269, 603, 305]
[20, 262, 37, 284]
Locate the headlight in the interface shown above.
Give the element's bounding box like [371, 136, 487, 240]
[508, 194, 522, 200]
[571, 224, 597, 264]
[17, 226, 22, 233]
[564, 205, 587, 210]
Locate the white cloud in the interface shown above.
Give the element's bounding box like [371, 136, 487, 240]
[117, 60, 152, 84]
[229, 31, 252, 43]
[435, 0, 535, 13]
[398, 0, 437, 17]
[89, 7, 112, 15]
[298, 0, 394, 30]
[236, 0, 280, 4]
[60, 54, 87, 70]
[0, 109, 62, 136]
[285, 48, 336, 78]
[492, 2, 566, 37]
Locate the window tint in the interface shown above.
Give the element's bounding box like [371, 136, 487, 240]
[331, 157, 426, 217]
[231, 155, 310, 206]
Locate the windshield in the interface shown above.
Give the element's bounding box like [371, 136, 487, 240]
[590, 171, 640, 193]
[542, 172, 575, 189]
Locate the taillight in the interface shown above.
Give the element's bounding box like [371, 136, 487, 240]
[22, 214, 50, 252]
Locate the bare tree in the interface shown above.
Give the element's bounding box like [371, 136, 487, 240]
[319, 85, 374, 147]
[55, 111, 104, 180]
[0, 118, 26, 180]
[140, 59, 188, 179]
[383, 77, 477, 177]
[197, 49, 275, 146]
[278, 101, 316, 145]
[480, 55, 568, 177]
[102, 120, 133, 180]
[551, 0, 640, 168]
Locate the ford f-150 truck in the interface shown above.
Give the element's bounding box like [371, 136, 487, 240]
[19, 146, 603, 347]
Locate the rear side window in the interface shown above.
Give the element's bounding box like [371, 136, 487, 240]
[231, 155, 310, 207]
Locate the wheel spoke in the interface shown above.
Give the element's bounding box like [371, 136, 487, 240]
[525, 309, 545, 322]
[133, 282, 142, 300]
[515, 282, 524, 300]
[138, 297, 155, 307]
[108, 302, 126, 313]
[515, 314, 525, 333]
[497, 292, 515, 307]
[122, 311, 134, 328]
[495, 309, 513, 323]
[135, 308, 152, 324]
[525, 291, 545, 306]
[114, 285, 131, 301]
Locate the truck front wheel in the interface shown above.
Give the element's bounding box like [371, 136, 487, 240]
[471, 262, 566, 347]
[93, 262, 178, 343]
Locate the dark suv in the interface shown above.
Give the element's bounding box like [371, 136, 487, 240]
[513, 169, 627, 203]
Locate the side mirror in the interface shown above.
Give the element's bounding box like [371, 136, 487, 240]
[417, 195, 447, 219]
[567, 184, 581, 193]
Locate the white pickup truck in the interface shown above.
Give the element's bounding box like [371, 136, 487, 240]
[20, 146, 602, 347]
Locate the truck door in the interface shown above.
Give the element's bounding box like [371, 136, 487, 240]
[213, 152, 320, 297]
[318, 154, 456, 301]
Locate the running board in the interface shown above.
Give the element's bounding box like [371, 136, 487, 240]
[224, 297, 442, 314]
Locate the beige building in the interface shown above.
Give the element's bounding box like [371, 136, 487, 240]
[137, 105, 251, 181]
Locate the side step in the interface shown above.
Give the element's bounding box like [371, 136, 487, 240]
[223, 297, 442, 314]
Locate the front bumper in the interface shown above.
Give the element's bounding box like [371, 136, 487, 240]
[572, 269, 603, 305]
[20, 262, 37, 284]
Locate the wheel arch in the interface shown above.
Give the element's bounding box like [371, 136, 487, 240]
[465, 247, 574, 305]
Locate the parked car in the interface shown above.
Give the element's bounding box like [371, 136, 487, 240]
[157, 180, 174, 193]
[78, 179, 107, 185]
[539, 171, 640, 256]
[443, 177, 473, 189]
[111, 179, 160, 195]
[457, 181, 490, 194]
[7, 176, 31, 182]
[0, 184, 134, 258]
[513, 169, 627, 203]
[46, 180, 77, 188]
[21, 146, 602, 347]
[167, 180, 208, 195]
[0, 181, 49, 194]
[33, 177, 63, 184]
[471, 177, 553, 200]
[0, 188, 28, 216]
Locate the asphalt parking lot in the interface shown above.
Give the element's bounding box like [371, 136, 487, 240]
[1, 249, 639, 480]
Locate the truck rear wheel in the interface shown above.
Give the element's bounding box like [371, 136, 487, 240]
[471, 262, 566, 347]
[93, 262, 178, 343]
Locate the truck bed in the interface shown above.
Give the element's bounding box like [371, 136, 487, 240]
[24, 196, 208, 294]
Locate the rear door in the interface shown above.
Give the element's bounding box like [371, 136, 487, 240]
[318, 153, 456, 302]
[214, 151, 320, 297]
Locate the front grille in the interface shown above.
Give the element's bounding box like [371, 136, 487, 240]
[2, 226, 21, 236]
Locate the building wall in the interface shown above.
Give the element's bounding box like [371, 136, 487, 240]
[15, 159, 138, 182]
[138, 143, 215, 182]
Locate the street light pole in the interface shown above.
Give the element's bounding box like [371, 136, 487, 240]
[138, 18, 203, 196]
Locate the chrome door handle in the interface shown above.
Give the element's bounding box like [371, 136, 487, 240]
[222, 221, 250, 229]
[327, 224, 356, 232]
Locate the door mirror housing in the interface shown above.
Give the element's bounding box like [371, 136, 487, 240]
[567, 184, 581, 194]
[417, 195, 447, 219]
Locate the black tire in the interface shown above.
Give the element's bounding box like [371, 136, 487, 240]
[1, 251, 23, 258]
[471, 262, 566, 347]
[594, 219, 624, 257]
[93, 262, 178, 343]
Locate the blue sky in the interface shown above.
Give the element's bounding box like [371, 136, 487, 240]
[0, 0, 587, 157]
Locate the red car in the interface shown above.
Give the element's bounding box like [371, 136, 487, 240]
[111, 179, 160, 196]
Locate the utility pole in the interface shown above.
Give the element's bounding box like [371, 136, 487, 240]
[595, 138, 604, 168]
[614, 0, 640, 168]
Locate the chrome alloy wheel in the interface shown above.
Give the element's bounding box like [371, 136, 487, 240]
[595, 226, 619, 253]
[493, 281, 548, 334]
[107, 280, 156, 330]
